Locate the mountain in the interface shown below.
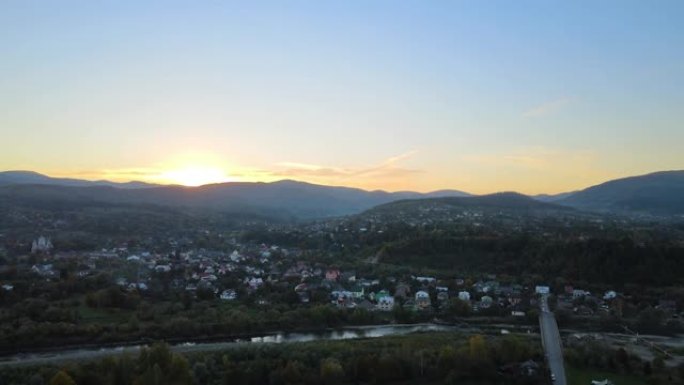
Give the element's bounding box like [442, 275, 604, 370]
[558, 170, 684, 215]
[533, 191, 576, 202]
[367, 191, 572, 215]
[0, 175, 470, 219]
[0, 171, 155, 189]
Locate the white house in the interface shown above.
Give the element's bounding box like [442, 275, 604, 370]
[377, 296, 395, 311]
[458, 291, 471, 301]
[245, 277, 264, 289]
[220, 289, 237, 301]
[31, 236, 53, 254]
[603, 290, 617, 300]
[414, 276, 436, 284]
[415, 290, 431, 309]
[535, 286, 550, 295]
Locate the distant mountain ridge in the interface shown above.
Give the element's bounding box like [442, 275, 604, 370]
[1, 169, 683, 218]
[558, 170, 684, 215]
[0, 171, 155, 189]
[0, 172, 470, 218]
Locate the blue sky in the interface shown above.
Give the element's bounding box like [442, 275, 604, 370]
[1, 1, 683, 192]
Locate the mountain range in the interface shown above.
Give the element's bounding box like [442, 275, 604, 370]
[0, 170, 682, 218]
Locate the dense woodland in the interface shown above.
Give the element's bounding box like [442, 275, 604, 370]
[0, 333, 546, 385]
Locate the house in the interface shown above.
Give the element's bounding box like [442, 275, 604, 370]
[325, 269, 341, 281]
[351, 284, 365, 299]
[480, 295, 494, 309]
[458, 291, 471, 301]
[603, 290, 617, 300]
[154, 265, 172, 273]
[519, 360, 540, 376]
[356, 299, 374, 311]
[394, 283, 411, 299]
[31, 236, 53, 254]
[591, 380, 614, 385]
[31, 264, 55, 277]
[297, 291, 310, 303]
[245, 277, 263, 289]
[220, 289, 237, 300]
[375, 289, 391, 301]
[201, 274, 218, 282]
[229, 250, 243, 262]
[1, 284, 13, 291]
[415, 291, 431, 310]
[414, 276, 436, 285]
[535, 285, 550, 295]
[572, 289, 590, 299]
[377, 296, 395, 311]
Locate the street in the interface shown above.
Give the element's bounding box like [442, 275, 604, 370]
[540, 295, 567, 385]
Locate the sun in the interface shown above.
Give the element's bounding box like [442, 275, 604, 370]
[159, 166, 231, 187]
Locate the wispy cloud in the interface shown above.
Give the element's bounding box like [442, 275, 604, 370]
[522, 97, 574, 118]
[270, 150, 423, 182]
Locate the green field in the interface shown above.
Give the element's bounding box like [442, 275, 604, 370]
[566, 366, 646, 385]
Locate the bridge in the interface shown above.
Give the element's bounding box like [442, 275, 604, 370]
[539, 294, 567, 384]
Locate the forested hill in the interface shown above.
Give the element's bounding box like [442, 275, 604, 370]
[366, 192, 573, 216]
[558, 170, 684, 215]
[0, 176, 470, 219]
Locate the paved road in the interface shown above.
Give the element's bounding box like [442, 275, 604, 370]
[540, 295, 567, 385]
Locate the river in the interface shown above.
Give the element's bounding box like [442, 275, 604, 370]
[0, 323, 475, 367]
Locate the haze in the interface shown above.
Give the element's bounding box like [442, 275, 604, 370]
[1, 1, 683, 193]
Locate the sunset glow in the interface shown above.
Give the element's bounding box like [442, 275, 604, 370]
[158, 166, 232, 187]
[1, 2, 683, 194]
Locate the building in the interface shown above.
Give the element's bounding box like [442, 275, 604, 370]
[377, 296, 395, 311]
[415, 290, 431, 310]
[458, 291, 471, 301]
[220, 289, 237, 301]
[31, 236, 53, 254]
[535, 286, 550, 295]
[325, 269, 341, 281]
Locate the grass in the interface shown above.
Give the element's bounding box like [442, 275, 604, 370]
[566, 365, 646, 385]
[77, 301, 132, 324]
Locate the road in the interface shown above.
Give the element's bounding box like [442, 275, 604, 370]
[540, 295, 567, 385]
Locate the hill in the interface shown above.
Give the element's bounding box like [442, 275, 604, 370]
[0, 171, 155, 189]
[368, 191, 572, 214]
[0, 176, 470, 219]
[558, 170, 684, 215]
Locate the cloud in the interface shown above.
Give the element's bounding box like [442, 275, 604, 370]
[270, 150, 423, 181]
[522, 97, 573, 118]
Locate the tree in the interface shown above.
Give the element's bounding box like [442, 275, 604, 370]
[320, 358, 344, 385]
[49, 371, 76, 385]
[281, 360, 303, 385]
[469, 335, 488, 362]
[447, 298, 471, 317]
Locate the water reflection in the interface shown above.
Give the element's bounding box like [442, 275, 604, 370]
[1, 324, 463, 366]
[249, 324, 456, 344]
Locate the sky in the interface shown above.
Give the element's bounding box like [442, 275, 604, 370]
[1, 1, 683, 194]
